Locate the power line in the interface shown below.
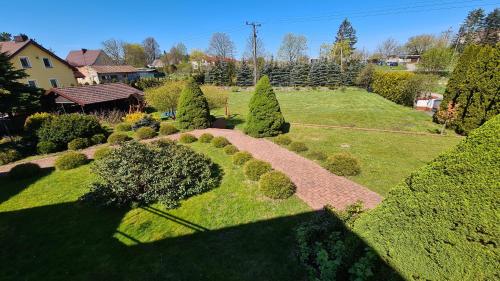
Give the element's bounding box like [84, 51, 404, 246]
[246, 21, 261, 85]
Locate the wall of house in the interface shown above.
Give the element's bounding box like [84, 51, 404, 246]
[11, 44, 78, 89]
[76, 66, 100, 85]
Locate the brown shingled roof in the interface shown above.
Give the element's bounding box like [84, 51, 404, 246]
[47, 83, 144, 106]
[90, 65, 138, 74]
[66, 49, 103, 67]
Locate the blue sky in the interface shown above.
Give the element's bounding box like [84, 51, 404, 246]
[2, 0, 499, 59]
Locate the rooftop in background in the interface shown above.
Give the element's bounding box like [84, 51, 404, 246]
[87, 65, 138, 74]
[46, 82, 144, 106]
[66, 49, 105, 67]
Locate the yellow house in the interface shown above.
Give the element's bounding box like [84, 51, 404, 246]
[0, 35, 82, 89]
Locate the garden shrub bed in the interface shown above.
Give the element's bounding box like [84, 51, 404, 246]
[243, 159, 272, 181]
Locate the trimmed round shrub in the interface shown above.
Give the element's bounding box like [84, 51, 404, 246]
[93, 146, 113, 160]
[80, 141, 220, 208]
[211, 136, 230, 148]
[24, 112, 54, 135]
[115, 123, 132, 132]
[274, 134, 292, 145]
[68, 138, 90, 150]
[324, 153, 361, 176]
[243, 159, 272, 181]
[232, 151, 253, 166]
[0, 149, 22, 165]
[132, 115, 160, 131]
[259, 171, 296, 199]
[159, 123, 178, 136]
[37, 141, 57, 154]
[199, 133, 214, 143]
[135, 127, 157, 140]
[37, 113, 105, 151]
[290, 141, 308, 152]
[55, 151, 88, 170]
[91, 134, 107, 145]
[223, 145, 239, 155]
[176, 78, 212, 130]
[8, 163, 42, 179]
[308, 151, 327, 161]
[179, 133, 197, 143]
[107, 132, 131, 145]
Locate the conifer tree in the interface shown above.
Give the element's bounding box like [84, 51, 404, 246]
[326, 61, 342, 87]
[236, 60, 253, 87]
[290, 63, 310, 86]
[176, 78, 212, 129]
[309, 60, 329, 86]
[245, 76, 286, 137]
[342, 61, 364, 86]
[482, 8, 500, 45]
[335, 18, 357, 50]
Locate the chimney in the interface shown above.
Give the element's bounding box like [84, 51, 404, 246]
[82, 48, 88, 54]
[14, 34, 28, 42]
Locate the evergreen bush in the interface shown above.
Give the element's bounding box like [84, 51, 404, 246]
[290, 63, 310, 86]
[232, 151, 253, 166]
[179, 133, 197, 143]
[371, 71, 416, 106]
[236, 60, 254, 86]
[0, 149, 22, 165]
[324, 153, 361, 176]
[54, 151, 88, 170]
[259, 171, 296, 199]
[243, 159, 272, 181]
[91, 134, 107, 145]
[107, 132, 131, 145]
[135, 127, 157, 140]
[67, 138, 90, 150]
[176, 79, 212, 129]
[199, 133, 214, 143]
[36, 141, 57, 154]
[131, 115, 160, 131]
[223, 144, 238, 155]
[93, 146, 113, 160]
[273, 134, 292, 145]
[24, 112, 54, 135]
[115, 123, 132, 132]
[159, 123, 179, 136]
[245, 76, 286, 137]
[211, 136, 230, 148]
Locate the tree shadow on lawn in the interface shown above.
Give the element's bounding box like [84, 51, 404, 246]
[0, 167, 54, 205]
[0, 199, 405, 281]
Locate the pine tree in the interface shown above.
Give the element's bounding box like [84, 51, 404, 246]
[482, 8, 500, 45]
[290, 63, 310, 86]
[176, 78, 212, 129]
[205, 61, 231, 86]
[0, 52, 42, 116]
[326, 61, 342, 87]
[342, 61, 364, 86]
[244, 76, 286, 137]
[453, 8, 486, 52]
[439, 44, 499, 134]
[309, 60, 329, 86]
[236, 60, 253, 87]
[335, 18, 357, 50]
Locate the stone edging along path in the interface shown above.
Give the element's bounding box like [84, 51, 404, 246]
[0, 129, 383, 210]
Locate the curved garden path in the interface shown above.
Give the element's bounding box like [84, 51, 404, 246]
[0, 129, 382, 210]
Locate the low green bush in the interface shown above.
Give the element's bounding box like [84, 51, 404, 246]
[107, 132, 131, 145]
[259, 171, 296, 199]
[223, 145, 239, 155]
[159, 123, 178, 136]
[37, 141, 57, 154]
[232, 151, 253, 166]
[179, 133, 197, 143]
[0, 149, 22, 165]
[24, 112, 54, 135]
[211, 136, 230, 148]
[324, 153, 361, 176]
[243, 159, 272, 181]
[308, 150, 327, 161]
[91, 134, 107, 145]
[290, 142, 308, 152]
[135, 127, 157, 140]
[54, 151, 88, 170]
[199, 133, 214, 143]
[115, 123, 132, 132]
[273, 134, 292, 145]
[93, 146, 113, 160]
[68, 138, 90, 150]
[8, 163, 42, 179]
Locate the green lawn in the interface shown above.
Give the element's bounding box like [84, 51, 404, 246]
[0, 142, 310, 280]
[215, 88, 461, 195]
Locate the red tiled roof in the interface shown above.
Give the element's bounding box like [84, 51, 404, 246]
[47, 83, 144, 106]
[66, 49, 102, 67]
[90, 65, 138, 74]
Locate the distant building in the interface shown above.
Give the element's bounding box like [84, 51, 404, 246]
[191, 55, 237, 70]
[66, 49, 114, 67]
[0, 35, 82, 89]
[148, 59, 165, 68]
[76, 65, 140, 85]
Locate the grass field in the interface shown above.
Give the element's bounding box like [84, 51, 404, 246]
[0, 143, 310, 280]
[215, 88, 461, 195]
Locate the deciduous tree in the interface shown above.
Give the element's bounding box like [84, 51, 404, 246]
[207, 32, 235, 59]
[142, 37, 160, 65]
[278, 33, 308, 63]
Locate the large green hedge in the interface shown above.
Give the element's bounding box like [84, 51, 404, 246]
[354, 114, 500, 280]
[244, 76, 286, 137]
[438, 44, 499, 135]
[371, 71, 416, 106]
[176, 78, 212, 130]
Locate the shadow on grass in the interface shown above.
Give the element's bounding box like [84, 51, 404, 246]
[0, 167, 54, 205]
[0, 199, 404, 281]
[224, 114, 245, 129]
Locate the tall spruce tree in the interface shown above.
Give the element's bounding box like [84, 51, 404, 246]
[236, 60, 253, 87]
[290, 63, 310, 86]
[309, 60, 329, 86]
[453, 8, 486, 52]
[0, 52, 42, 116]
[326, 61, 342, 87]
[335, 18, 357, 50]
[244, 76, 285, 137]
[176, 78, 212, 129]
[205, 61, 231, 86]
[439, 44, 499, 134]
[342, 61, 364, 86]
[482, 8, 500, 45]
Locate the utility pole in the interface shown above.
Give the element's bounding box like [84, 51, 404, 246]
[246, 21, 261, 85]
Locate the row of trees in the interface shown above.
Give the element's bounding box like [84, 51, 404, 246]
[101, 37, 161, 67]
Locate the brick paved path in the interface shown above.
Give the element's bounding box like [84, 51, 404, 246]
[0, 129, 382, 210]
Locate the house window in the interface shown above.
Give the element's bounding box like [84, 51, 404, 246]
[27, 80, 37, 88]
[49, 79, 59, 88]
[42, 58, 53, 68]
[19, 57, 31, 68]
